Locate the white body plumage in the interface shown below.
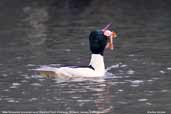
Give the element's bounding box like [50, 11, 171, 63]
[36, 54, 105, 77]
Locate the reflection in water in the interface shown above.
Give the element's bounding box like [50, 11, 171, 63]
[53, 79, 114, 113]
[23, 6, 48, 46]
[22, 5, 50, 64]
[94, 81, 113, 113]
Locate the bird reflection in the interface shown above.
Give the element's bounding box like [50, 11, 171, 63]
[93, 81, 113, 114]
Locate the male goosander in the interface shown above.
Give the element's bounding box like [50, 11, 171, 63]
[36, 26, 117, 78]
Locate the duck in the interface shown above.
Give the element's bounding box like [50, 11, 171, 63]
[36, 25, 117, 78]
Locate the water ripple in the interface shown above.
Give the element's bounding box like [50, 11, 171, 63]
[138, 98, 148, 102]
[9, 83, 21, 88]
[30, 83, 42, 86]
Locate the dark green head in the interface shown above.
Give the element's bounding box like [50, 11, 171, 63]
[89, 30, 108, 55]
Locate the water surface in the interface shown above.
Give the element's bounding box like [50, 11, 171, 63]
[0, 0, 171, 114]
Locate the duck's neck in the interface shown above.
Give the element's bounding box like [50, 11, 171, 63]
[89, 54, 105, 72]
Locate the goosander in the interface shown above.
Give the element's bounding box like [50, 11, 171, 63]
[36, 25, 117, 78]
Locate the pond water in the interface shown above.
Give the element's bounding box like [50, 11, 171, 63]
[0, 0, 171, 114]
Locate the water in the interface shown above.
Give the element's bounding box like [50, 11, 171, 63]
[0, 0, 171, 114]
